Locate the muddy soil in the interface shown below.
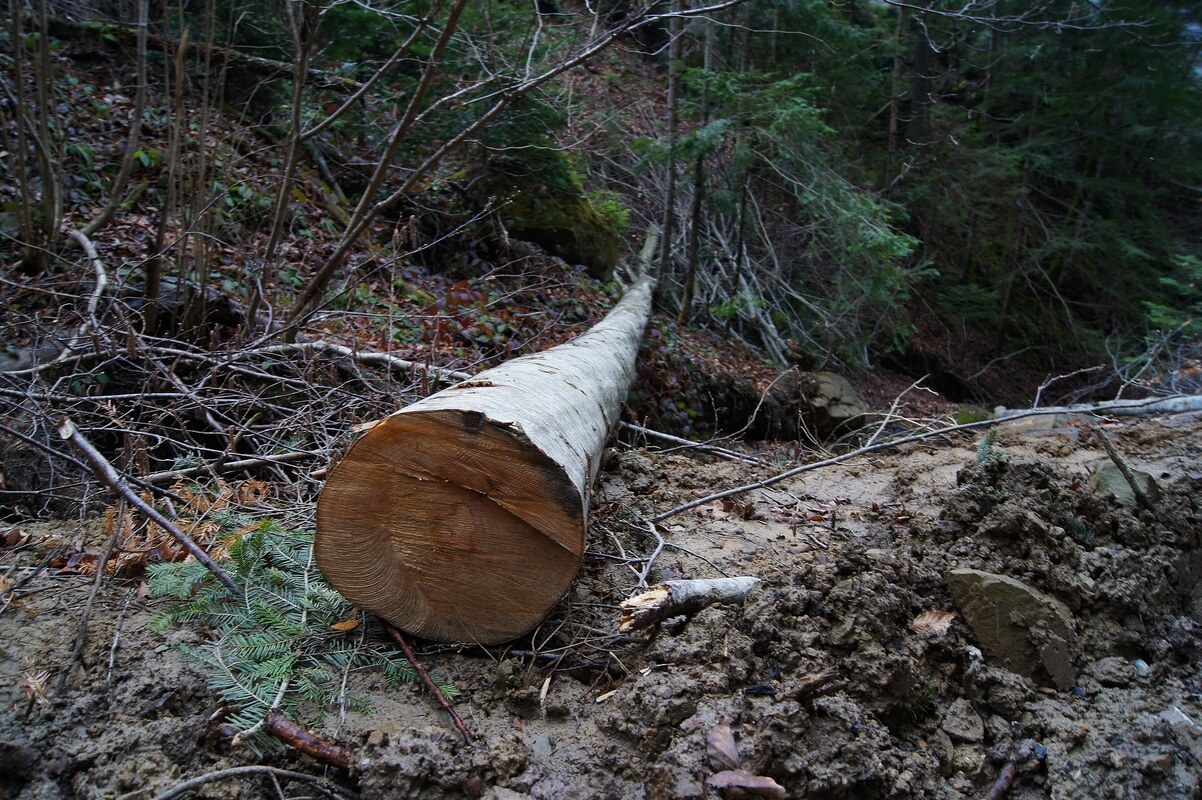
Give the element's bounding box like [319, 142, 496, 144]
[2, 411, 1201, 799]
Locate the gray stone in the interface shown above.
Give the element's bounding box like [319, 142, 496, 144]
[947, 569, 1077, 690]
[1089, 461, 1160, 508]
[1089, 656, 1135, 688]
[951, 744, 987, 778]
[484, 789, 534, 800]
[803, 371, 869, 435]
[865, 548, 895, 564]
[941, 698, 985, 743]
[932, 730, 956, 777]
[532, 734, 554, 757]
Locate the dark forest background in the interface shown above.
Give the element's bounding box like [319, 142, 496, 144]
[3, 0, 1201, 424]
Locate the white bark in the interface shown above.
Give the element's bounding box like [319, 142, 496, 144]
[995, 395, 1202, 419]
[619, 576, 761, 633]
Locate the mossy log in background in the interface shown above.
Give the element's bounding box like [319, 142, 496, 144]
[315, 275, 654, 644]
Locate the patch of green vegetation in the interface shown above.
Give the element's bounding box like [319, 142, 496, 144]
[955, 405, 994, 425]
[975, 426, 1000, 467]
[148, 520, 457, 755]
[479, 148, 627, 277]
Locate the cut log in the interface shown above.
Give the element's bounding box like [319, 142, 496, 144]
[315, 275, 655, 644]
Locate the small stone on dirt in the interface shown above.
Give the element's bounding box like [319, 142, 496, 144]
[941, 698, 985, 742]
[1088, 656, 1136, 688]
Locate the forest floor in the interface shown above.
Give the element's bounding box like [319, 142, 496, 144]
[2, 402, 1200, 799]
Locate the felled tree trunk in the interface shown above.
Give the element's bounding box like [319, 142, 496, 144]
[315, 275, 655, 644]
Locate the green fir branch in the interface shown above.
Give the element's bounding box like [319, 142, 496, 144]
[148, 521, 452, 748]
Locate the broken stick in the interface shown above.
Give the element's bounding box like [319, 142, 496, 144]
[619, 576, 761, 633]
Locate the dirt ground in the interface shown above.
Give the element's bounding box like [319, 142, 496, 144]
[2, 409, 1201, 799]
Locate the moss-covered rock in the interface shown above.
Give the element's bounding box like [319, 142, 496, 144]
[477, 149, 626, 278]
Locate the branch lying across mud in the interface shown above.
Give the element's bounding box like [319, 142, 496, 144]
[996, 395, 1202, 418]
[650, 396, 1201, 522]
[149, 765, 358, 800]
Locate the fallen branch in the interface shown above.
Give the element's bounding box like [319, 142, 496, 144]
[651, 396, 1200, 522]
[55, 511, 121, 694]
[384, 623, 473, 745]
[630, 518, 665, 589]
[244, 340, 473, 384]
[997, 394, 1202, 419]
[141, 450, 318, 484]
[618, 421, 770, 466]
[619, 576, 761, 633]
[149, 765, 358, 800]
[262, 709, 353, 769]
[57, 418, 240, 593]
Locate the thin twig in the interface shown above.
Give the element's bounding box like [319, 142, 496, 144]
[140, 450, 318, 484]
[57, 417, 240, 592]
[106, 591, 132, 687]
[863, 374, 928, 448]
[384, 622, 473, 744]
[496, 649, 628, 678]
[66, 229, 109, 333]
[630, 518, 664, 589]
[148, 765, 358, 800]
[618, 421, 769, 466]
[55, 512, 122, 694]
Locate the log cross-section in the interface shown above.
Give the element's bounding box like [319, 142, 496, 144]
[315, 275, 655, 644]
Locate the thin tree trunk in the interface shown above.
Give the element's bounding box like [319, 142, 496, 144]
[182, 0, 217, 332]
[249, 0, 325, 327]
[885, 5, 906, 183]
[678, 17, 713, 325]
[904, 13, 932, 145]
[286, 0, 470, 328]
[147, 18, 188, 333]
[6, 1, 36, 267]
[34, 0, 62, 253]
[657, 0, 683, 279]
[81, 0, 149, 239]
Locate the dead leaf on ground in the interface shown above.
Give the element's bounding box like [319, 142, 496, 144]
[706, 722, 740, 770]
[707, 769, 787, 799]
[910, 610, 956, 636]
[330, 614, 361, 632]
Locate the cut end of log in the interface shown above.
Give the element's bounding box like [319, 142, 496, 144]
[316, 408, 584, 645]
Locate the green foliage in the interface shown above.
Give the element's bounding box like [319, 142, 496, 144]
[955, 405, 994, 425]
[148, 521, 457, 754]
[975, 427, 999, 467]
[1145, 255, 1202, 338]
[479, 147, 625, 276]
[887, 2, 1202, 360]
